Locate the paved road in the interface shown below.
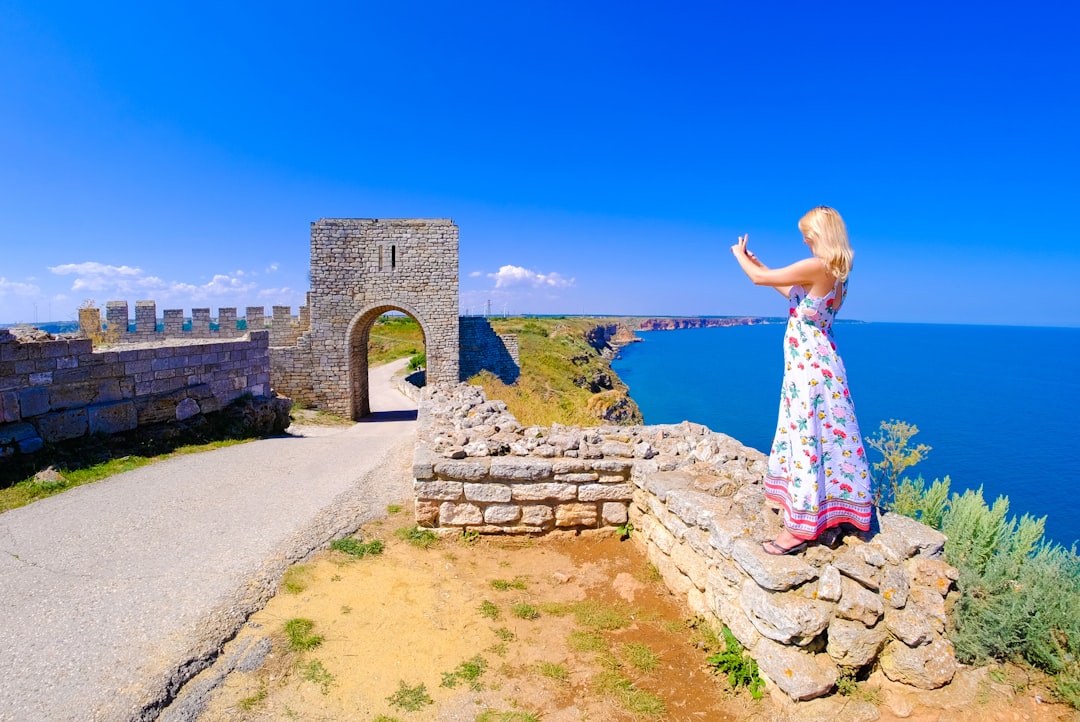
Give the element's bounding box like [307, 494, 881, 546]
[0, 360, 418, 722]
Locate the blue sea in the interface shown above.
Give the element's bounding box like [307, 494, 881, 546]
[612, 322, 1080, 548]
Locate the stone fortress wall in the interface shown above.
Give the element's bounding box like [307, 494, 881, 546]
[414, 381, 960, 702]
[0, 327, 272, 458]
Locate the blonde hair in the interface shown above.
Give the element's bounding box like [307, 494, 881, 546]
[798, 206, 853, 281]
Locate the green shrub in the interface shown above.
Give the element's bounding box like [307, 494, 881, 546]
[891, 474, 951, 529]
[407, 352, 426, 371]
[941, 488, 1080, 707]
[868, 423, 1080, 708]
[705, 626, 765, 699]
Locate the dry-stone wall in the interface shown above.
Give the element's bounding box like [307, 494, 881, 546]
[414, 382, 960, 702]
[0, 327, 274, 458]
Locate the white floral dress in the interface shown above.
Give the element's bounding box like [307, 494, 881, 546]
[764, 281, 873, 539]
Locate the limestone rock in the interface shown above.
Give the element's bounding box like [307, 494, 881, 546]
[837, 576, 884, 627]
[833, 547, 881, 591]
[879, 512, 946, 559]
[555, 502, 597, 527]
[741, 579, 832, 646]
[879, 564, 910, 609]
[817, 565, 843, 602]
[753, 636, 839, 701]
[731, 537, 818, 592]
[878, 636, 957, 689]
[884, 607, 935, 648]
[826, 617, 888, 668]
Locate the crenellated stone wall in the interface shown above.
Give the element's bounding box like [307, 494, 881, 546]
[413, 381, 960, 702]
[0, 327, 274, 458]
[79, 302, 307, 346]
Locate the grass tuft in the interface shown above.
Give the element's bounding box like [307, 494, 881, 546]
[386, 681, 433, 712]
[479, 600, 501, 620]
[394, 525, 439, 549]
[490, 576, 528, 591]
[330, 536, 385, 558]
[300, 659, 336, 694]
[283, 618, 323, 651]
[595, 670, 667, 716]
[281, 565, 311, 594]
[622, 642, 660, 672]
[440, 655, 488, 690]
[511, 603, 540, 620]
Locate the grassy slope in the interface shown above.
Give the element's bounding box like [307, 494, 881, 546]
[479, 316, 641, 427]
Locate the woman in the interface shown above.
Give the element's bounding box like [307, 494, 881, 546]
[731, 206, 872, 555]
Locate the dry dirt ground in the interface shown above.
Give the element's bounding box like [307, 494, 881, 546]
[189, 503, 1074, 722]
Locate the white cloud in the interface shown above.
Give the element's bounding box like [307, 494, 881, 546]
[44, 259, 302, 310]
[0, 277, 41, 297]
[488, 265, 574, 289]
[468, 270, 483, 278]
[49, 262, 143, 277]
[266, 263, 279, 273]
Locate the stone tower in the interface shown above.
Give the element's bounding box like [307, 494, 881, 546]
[275, 218, 459, 418]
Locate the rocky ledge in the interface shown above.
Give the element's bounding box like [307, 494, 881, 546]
[415, 381, 960, 701]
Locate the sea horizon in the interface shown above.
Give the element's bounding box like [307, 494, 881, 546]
[613, 320, 1080, 549]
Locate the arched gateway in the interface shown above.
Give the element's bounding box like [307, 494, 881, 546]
[271, 218, 459, 419]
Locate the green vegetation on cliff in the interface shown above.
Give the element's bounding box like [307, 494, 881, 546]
[367, 314, 642, 427]
[478, 316, 642, 427]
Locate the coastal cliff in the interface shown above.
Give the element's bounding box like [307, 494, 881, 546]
[636, 316, 767, 331]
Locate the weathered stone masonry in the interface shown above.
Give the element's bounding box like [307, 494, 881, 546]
[0, 328, 272, 457]
[414, 382, 960, 702]
[271, 218, 461, 418]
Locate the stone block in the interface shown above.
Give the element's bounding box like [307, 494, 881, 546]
[464, 482, 512, 503]
[414, 480, 464, 501]
[883, 607, 935, 648]
[577, 483, 633, 502]
[175, 398, 201, 421]
[34, 408, 88, 442]
[432, 459, 489, 481]
[601, 502, 628, 525]
[489, 459, 553, 481]
[484, 504, 522, 524]
[670, 540, 708, 591]
[17, 388, 49, 416]
[707, 515, 751, 558]
[520, 505, 554, 528]
[88, 402, 138, 435]
[510, 482, 576, 502]
[879, 512, 946, 559]
[555, 502, 597, 527]
[0, 422, 38, 445]
[415, 501, 440, 527]
[439, 502, 483, 526]
[0, 391, 19, 423]
[833, 547, 881, 590]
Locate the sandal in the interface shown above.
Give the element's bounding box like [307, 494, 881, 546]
[762, 539, 808, 556]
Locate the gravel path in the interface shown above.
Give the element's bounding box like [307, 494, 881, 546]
[0, 359, 418, 722]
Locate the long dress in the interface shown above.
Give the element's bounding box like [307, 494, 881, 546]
[763, 281, 873, 540]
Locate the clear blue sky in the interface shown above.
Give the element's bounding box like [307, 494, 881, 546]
[2, 1, 1077, 327]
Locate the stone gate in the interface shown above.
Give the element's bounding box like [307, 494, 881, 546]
[271, 218, 459, 418]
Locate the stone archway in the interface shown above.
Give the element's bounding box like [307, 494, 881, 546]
[346, 304, 429, 419]
[272, 218, 459, 419]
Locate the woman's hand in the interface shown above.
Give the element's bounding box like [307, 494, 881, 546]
[732, 235, 765, 267]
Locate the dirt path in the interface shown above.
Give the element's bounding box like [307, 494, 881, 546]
[185, 507, 1074, 722]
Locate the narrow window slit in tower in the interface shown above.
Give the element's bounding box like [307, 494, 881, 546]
[391, 245, 396, 268]
[378, 246, 383, 270]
